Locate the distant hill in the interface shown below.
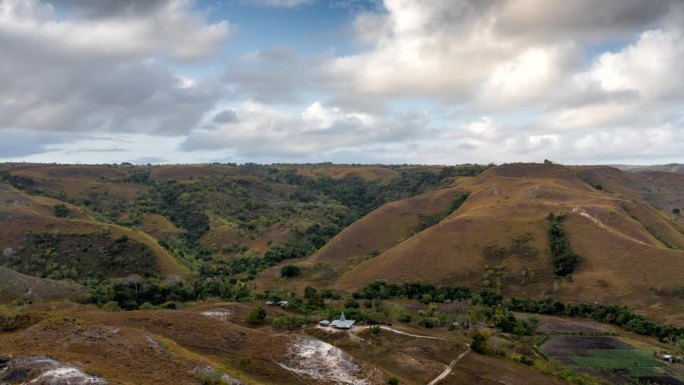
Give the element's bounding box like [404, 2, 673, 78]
[612, 163, 684, 173]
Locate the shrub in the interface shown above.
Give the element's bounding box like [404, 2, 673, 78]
[101, 301, 122, 312]
[247, 306, 267, 325]
[396, 309, 411, 323]
[470, 329, 488, 354]
[548, 213, 580, 276]
[272, 315, 306, 331]
[280, 264, 301, 278]
[53, 204, 69, 218]
[512, 353, 534, 365]
[387, 377, 399, 385]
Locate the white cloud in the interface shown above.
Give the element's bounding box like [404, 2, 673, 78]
[247, 0, 313, 8]
[0, 0, 229, 136]
[580, 29, 684, 100]
[181, 101, 428, 158]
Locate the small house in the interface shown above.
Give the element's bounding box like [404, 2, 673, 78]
[265, 300, 274, 306]
[319, 320, 331, 327]
[277, 301, 289, 307]
[331, 313, 355, 329]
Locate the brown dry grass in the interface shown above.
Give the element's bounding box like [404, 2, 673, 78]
[10, 165, 147, 202]
[0, 303, 301, 385]
[310, 187, 463, 269]
[0, 267, 85, 303]
[443, 353, 568, 385]
[312, 163, 684, 323]
[138, 213, 183, 240]
[295, 165, 400, 181]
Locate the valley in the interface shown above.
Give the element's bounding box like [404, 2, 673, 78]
[1, 162, 684, 384]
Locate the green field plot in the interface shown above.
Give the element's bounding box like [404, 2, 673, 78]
[627, 366, 667, 377]
[572, 349, 663, 369]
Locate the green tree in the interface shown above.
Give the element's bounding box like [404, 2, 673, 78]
[53, 204, 69, 218]
[470, 329, 488, 354]
[247, 306, 267, 325]
[280, 264, 301, 277]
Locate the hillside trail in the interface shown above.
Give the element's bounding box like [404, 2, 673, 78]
[352, 325, 470, 384]
[427, 345, 471, 385]
[572, 207, 649, 246]
[375, 325, 448, 341]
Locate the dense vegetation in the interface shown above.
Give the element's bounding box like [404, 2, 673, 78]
[548, 213, 580, 276]
[355, 281, 684, 344]
[353, 281, 471, 303]
[1, 163, 492, 291]
[0, 231, 157, 280]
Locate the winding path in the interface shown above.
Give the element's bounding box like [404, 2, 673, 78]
[427, 345, 470, 385]
[353, 325, 470, 385]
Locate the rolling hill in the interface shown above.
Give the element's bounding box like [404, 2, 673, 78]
[255, 163, 684, 323]
[2, 162, 684, 324]
[0, 266, 85, 303]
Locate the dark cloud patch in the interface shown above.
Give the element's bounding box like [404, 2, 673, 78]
[49, 0, 169, 18]
[0, 130, 74, 158]
[494, 0, 678, 41]
[213, 109, 239, 123]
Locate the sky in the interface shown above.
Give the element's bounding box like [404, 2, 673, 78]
[0, 0, 683, 165]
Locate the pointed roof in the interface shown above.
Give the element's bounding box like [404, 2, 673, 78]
[331, 312, 355, 329]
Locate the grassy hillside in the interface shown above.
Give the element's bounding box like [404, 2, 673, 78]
[0, 163, 487, 293]
[268, 163, 684, 323]
[2, 162, 684, 325]
[0, 267, 85, 303]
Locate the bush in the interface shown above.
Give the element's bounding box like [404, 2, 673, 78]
[247, 306, 267, 325]
[512, 353, 534, 365]
[280, 264, 301, 278]
[272, 315, 306, 331]
[548, 213, 580, 276]
[370, 325, 381, 334]
[53, 204, 69, 218]
[417, 317, 438, 328]
[396, 310, 411, 323]
[101, 301, 122, 312]
[387, 377, 399, 385]
[470, 329, 488, 354]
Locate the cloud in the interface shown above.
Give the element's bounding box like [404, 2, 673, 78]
[0, 0, 228, 136]
[223, 46, 327, 103]
[493, 0, 678, 41]
[213, 109, 239, 124]
[246, 0, 314, 8]
[181, 101, 428, 158]
[321, 0, 683, 109]
[579, 29, 684, 101]
[2, 0, 684, 165]
[0, 129, 75, 158]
